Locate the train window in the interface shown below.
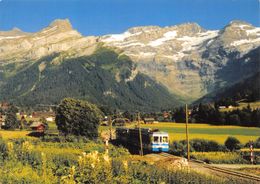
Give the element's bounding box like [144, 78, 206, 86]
[163, 136, 168, 143]
[160, 137, 162, 143]
[153, 136, 159, 143]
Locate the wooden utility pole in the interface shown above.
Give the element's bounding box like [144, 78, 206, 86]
[250, 141, 254, 165]
[109, 116, 112, 140]
[138, 112, 143, 156]
[185, 104, 190, 161]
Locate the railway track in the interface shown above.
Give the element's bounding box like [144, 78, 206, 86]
[158, 152, 260, 182]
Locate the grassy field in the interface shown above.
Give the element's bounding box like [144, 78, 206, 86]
[191, 152, 245, 164]
[1, 122, 259, 144]
[0, 130, 34, 140]
[138, 123, 260, 144]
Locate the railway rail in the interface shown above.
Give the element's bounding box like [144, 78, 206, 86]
[158, 152, 260, 182]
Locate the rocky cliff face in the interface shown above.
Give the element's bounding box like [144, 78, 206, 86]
[101, 21, 260, 100]
[0, 19, 98, 64]
[0, 19, 259, 105]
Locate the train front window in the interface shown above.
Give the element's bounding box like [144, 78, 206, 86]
[163, 136, 168, 143]
[153, 136, 159, 143]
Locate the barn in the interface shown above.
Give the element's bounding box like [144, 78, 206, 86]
[30, 122, 46, 133]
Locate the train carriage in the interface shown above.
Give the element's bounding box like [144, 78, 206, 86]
[150, 131, 169, 152]
[116, 127, 169, 152]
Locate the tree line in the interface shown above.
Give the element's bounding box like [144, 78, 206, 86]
[172, 103, 260, 127]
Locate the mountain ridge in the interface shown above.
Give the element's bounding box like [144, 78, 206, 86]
[0, 19, 259, 110]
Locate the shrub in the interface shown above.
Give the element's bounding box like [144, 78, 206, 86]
[3, 104, 19, 130]
[244, 137, 260, 148]
[55, 98, 103, 139]
[254, 137, 260, 148]
[0, 137, 8, 162]
[41, 135, 62, 142]
[170, 140, 194, 156]
[170, 139, 227, 156]
[225, 136, 242, 151]
[17, 150, 42, 170]
[50, 152, 78, 176]
[190, 139, 227, 152]
[191, 152, 248, 164]
[0, 161, 58, 183]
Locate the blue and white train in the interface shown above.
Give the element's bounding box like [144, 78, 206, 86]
[116, 128, 169, 152]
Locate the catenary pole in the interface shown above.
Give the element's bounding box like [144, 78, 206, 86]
[138, 112, 143, 156]
[109, 116, 112, 140]
[186, 104, 190, 161]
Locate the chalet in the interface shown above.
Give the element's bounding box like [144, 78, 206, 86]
[30, 122, 46, 133]
[143, 118, 155, 124]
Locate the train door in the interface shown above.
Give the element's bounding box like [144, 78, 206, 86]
[158, 136, 163, 152]
[161, 135, 169, 152]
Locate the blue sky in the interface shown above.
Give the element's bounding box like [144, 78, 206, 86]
[0, 0, 259, 36]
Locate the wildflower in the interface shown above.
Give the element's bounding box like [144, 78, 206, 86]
[122, 160, 128, 170]
[7, 142, 13, 151]
[70, 165, 76, 176]
[103, 153, 110, 163]
[82, 152, 86, 157]
[78, 156, 83, 166]
[78, 156, 82, 161]
[61, 176, 67, 181]
[22, 141, 33, 151]
[87, 151, 99, 162]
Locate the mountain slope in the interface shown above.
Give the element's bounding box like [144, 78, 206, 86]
[196, 71, 260, 103]
[100, 20, 260, 100]
[0, 47, 184, 111]
[0, 19, 259, 110]
[196, 46, 260, 103]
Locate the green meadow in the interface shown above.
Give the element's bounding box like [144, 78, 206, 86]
[139, 123, 260, 144]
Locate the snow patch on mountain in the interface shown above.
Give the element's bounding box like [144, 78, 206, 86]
[231, 37, 260, 46]
[246, 27, 260, 36]
[0, 35, 25, 40]
[177, 30, 219, 51]
[148, 31, 178, 46]
[102, 31, 142, 42]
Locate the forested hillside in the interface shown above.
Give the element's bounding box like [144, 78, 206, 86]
[0, 47, 184, 111]
[198, 71, 260, 104]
